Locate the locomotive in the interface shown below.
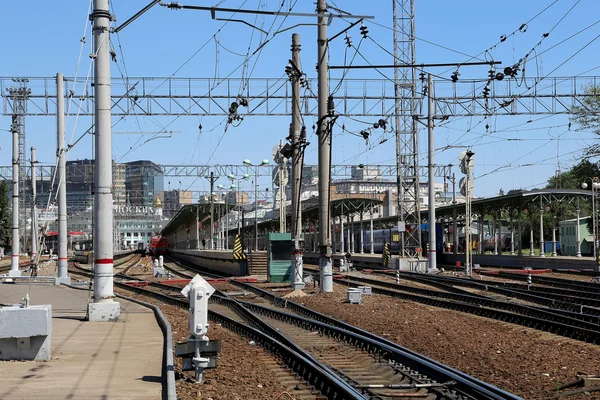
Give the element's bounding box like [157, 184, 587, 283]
[150, 235, 168, 256]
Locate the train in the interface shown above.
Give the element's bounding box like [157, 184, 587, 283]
[150, 235, 168, 256]
[342, 223, 444, 255]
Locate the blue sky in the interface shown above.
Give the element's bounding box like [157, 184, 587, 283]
[1, 0, 599, 198]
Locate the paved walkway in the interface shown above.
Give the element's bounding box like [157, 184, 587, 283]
[0, 283, 164, 399]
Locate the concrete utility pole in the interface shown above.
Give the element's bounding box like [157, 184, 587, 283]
[89, 0, 120, 321]
[206, 172, 218, 250]
[291, 33, 305, 290]
[56, 73, 69, 283]
[9, 115, 21, 276]
[317, 0, 332, 292]
[30, 147, 37, 262]
[426, 74, 437, 271]
[452, 172, 458, 255]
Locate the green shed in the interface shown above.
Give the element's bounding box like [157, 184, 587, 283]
[267, 232, 293, 283]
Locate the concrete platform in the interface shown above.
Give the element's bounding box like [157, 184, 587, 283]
[0, 284, 164, 399]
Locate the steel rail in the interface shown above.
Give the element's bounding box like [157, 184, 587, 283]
[229, 280, 518, 400]
[482, 271, 600, 293]
[334, 274, 600, 335]
[386, 272, 600, 317]
[432, 274, 600, 309]
[72, 264, 364, 399]
[223, 295, 518, 400]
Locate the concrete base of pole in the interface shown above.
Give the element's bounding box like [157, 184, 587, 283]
[87, 301, 120, 322]
[319, 256, 333, 292]
[57, 260, 68, 279]
[8, 269, 22, 277]
[291, 253, 306, 291]
[55, 276, 72, 285]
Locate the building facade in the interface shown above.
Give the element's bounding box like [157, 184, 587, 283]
[163, 189, 193, 217]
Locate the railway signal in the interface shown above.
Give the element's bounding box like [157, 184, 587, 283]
[178, 275, 221, 383]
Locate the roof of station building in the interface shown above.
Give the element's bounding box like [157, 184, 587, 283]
[161, 203, 234, 236]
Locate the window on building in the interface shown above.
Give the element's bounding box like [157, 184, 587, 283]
[134, 232, 139, 237]
[126, 232, 131, 237]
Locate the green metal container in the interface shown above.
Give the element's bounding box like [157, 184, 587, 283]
[267, 232, 293, 283]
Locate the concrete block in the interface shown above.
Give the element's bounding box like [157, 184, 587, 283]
[55, 276, 72, 285]
[358, 286, 372, 295]
[87, 301, 121, 322]
[395, 258, 411, 271]
[0, 305, 52, 361]
[346, 288, 362, 304]
[8, 269, 22, 277]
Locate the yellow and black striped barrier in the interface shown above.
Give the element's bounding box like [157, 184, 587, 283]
[233, 234, 246, 261]
[383, 243, 390, 266]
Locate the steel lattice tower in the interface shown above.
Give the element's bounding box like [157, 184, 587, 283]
[393, 0, 420, 256]
[7, 78, 30, 250]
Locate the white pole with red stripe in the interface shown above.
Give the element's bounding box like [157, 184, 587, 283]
[88, 0, 120, 321]
[56, 73, 70, 283]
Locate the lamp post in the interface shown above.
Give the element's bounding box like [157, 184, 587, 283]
[582, 178, 600, 275]
[243, 159, 269, 251]
[217, 184, 236, 250]
[227, 173, 250, 235]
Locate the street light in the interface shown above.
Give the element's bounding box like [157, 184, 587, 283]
[582, 178, 600, 274]
[217, 183, 236, 250]
[227, 173, 250, 236]
[243, 159, 270, 251]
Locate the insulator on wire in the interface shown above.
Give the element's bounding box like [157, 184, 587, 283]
[345, 33, 352, 48]
[360, 23, 368, 38]
[327, 95, 335, 114]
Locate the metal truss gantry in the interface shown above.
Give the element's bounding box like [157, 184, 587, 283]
[2, 75, 598, 118]
[0, 163, 452, 182]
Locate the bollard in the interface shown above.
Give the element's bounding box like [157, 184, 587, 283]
[159, 255, 164, 268]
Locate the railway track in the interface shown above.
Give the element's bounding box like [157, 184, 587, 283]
[70, 263, 363, 399]
[377, 271, 600, 317]
[226, 280, 517, 400]
[303, 267, 600, 345]
[73, 259, 516, 399]
[481, 271, 600, 293]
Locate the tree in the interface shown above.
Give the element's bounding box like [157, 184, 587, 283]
[546, 159, 600, 190]
[571, 83, 600, 157]
[0, 181, 10, 249]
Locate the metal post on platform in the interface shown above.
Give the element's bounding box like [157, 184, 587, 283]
[576, 198, 582, 257]
[552, 215, 557, 257]
[370, 206, 374, 255]
[530, 223, 535, 256]
[539, 197, 545, 257]
[510, 212, 515, 256]
[493, 218, 499, 255]
[340, 214, 345, 254]
[360, 212, 364, 254]
[205, 172, 218, 250]
[89, 0, 119, 321]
